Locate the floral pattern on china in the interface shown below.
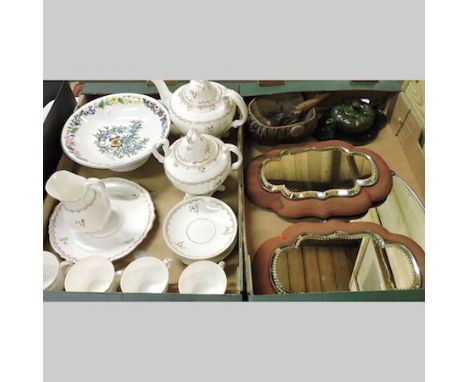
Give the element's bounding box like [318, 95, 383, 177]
[62, 93, 170, 172]
[94, 120, 149, 159]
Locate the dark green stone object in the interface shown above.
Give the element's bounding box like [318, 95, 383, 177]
[326, 99, 376, 134]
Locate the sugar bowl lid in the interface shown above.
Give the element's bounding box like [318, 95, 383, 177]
[174, 128, 218, 166]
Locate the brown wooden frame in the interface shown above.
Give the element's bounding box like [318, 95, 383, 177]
[246, 140, 393, 219]
[252, 221, 425, 294]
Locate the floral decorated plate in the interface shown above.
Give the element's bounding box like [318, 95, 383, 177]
[49, 178, 155, 262]
[61, 93, 170, 172]
[163, 196, 237, 264]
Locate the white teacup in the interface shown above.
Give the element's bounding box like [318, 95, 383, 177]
[120, 257, 173, 293]
[43, 251, 73, 291]
[178, 260, 227, 294]
[64, 255, 122, 292]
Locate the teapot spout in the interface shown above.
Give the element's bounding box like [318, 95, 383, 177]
[151, 80, 172, 106]
[45, 170, 87, 202]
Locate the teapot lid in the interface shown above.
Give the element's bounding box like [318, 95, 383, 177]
[180, 80, 220, 106]
[174, 128, 218, 166]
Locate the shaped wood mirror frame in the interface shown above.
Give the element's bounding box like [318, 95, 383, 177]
[246, 140, 392, 219]
[252, 221, 425, 295]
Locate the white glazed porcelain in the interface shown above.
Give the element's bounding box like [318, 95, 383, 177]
[49, 178, 155, 262]
[152, 80, 248, 137]
[153, 128, 242, 197]
[46, 170, 112, 233]
[61, 93, 171, 172]
[64, 255, 122, 292]
[43, 251, 73, 291]
[43, 100, 54, 123]
[163, 196, 237, 264]
[178, 261, 227, 294]
[120, 257, 173, 293]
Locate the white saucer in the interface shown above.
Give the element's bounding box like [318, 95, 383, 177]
[163, 196, 237, 262]
[49, 178, 155, 262]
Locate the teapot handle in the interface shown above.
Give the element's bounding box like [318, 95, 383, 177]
[224, 89, 248, 129]
[224, 144, 243, 171]
[152, 138, 170, 164]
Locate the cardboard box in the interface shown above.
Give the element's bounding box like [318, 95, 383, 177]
[43, 81, 77, 191]
[240, 87, 425, 301]
[43, 81, 424, 302]
[43, 90, 244, 302]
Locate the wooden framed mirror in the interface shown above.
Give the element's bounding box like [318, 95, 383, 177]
[260, 146, 378, 200]
[246, 140, 393, 219]
[252, 221, 425, 295]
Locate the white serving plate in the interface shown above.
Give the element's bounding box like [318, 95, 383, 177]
[43, 100, 54, 123]
[163, 196, 237, 263]
[49, 178, 155, 262]
[43, 97, 80, 123]
[61, 93, 170, 172]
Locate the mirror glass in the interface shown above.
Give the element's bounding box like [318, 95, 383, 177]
[270, 233, 421, 294]
[272, 237, 361, 294]
[261, 147, 378, 199]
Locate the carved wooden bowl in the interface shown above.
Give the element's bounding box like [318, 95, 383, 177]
[247, 93, 319, 145]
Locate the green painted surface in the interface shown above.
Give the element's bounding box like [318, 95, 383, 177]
[44, 289, 424, 302]
[43, 291, 243, 302]
[239, 80, 402, 96]
[248, 289, 425, 302]
[82, 81, 240, 95]
[82, 81, 401, 97]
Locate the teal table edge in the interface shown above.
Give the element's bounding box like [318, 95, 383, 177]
[248, 289, 425, 302]
[43, 291, 243, 302]
[82, 81, 402, 97]
[44, 289, 424, 302]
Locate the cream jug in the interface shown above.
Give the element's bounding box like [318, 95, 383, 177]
[45, 170, 111, 233]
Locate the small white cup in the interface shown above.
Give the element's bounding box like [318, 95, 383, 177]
[64, 256, 122, 292]
[120, 257, 173, 293]
[43, 251, 73, 291]
[178, 260, 227, 294]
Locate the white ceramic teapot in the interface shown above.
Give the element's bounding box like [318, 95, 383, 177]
[152, 80, 248, 137]
[45, 170, 111, 233]
[153, 128, 242, 197]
